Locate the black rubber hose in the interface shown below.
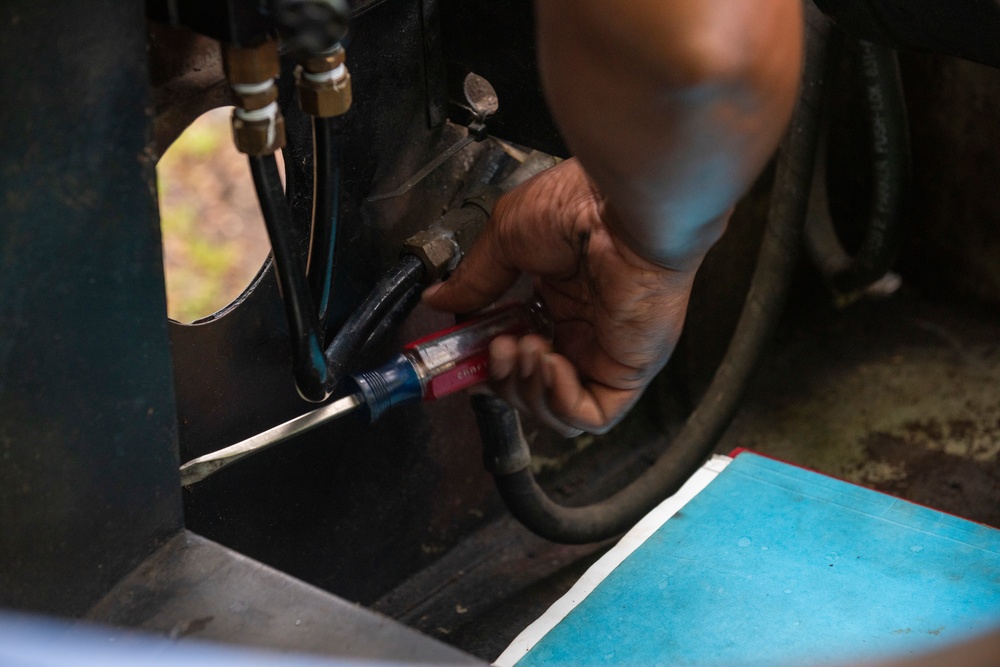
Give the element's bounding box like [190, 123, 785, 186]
[323, 253, 426, 384]
[308, 116, 342, 333]
[250, 154, 331, 403]
[322, 145, 538, 386]
[804, 38, 909, 294]
[472, 4, 831, 544]
[358, 282, 424, 361]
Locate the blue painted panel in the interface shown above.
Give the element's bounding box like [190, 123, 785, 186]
[517, 453, 1000, 667]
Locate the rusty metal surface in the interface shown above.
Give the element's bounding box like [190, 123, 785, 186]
[149, 23, 231, 158]
[86, 531, 482, 664]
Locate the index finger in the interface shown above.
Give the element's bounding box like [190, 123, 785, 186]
[421, 218, 521, 314]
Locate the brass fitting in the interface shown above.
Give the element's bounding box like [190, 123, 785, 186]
[404, 230, 460, 282]
[232, 109, 286, 156]
[232, 83, 279, 112]
[223, 39, 285, 156]
[300, 47, 345, 76]
[222, 41, 280, 85]
[403, 207, 484, 282]
[295, 47, 352, 117]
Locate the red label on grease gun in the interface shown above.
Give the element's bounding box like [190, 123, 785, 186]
[424, 350, 491, 400]
[404, 301, 548, 401]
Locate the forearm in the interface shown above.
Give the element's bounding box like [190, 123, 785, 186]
[536, 0, 803, 269]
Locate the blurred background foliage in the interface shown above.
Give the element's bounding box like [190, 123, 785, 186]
[156, 107, 273, 323]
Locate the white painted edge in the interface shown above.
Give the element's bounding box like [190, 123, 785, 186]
[493, 454, 734, 667]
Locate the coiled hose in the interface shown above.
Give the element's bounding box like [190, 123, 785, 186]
[471, 4, 832, 544]
[804, 37, 909, 294]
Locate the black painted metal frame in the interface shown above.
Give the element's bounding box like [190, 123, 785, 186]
[0, 0, 484, 660]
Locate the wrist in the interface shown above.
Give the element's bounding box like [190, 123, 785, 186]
[600, 197, 729, 274]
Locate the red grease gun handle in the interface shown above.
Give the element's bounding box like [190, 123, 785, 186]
[403, 299, 552, 400]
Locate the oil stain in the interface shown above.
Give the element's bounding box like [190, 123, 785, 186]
[854, 420, 1000, 528]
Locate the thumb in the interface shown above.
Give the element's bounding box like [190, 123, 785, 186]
[422, 219, 521, 314]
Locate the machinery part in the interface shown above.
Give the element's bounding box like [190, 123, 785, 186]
[323, 254, 428, 384]
[471, 2, 832, 544]
[230, 31, 353, 397]
[250, 154, 331, 401]
[274, 0, 351, 60]
[181, 301, 548, 485]
[239, 92, 543, 403]
[83, 532, 481, 664]
[813, 0, 1000, 68]
[225, 41, 287, 156]
[368, 73, 497, 203]
[295, 45, 352, 118]
[148, 24, 231, 158]
[489, 148, 561, 191]
[403, 150, 559, 281]
[353, 144, 520, 359]
[325, 149, 558, 387]
[146, 0, 273, 47]
[0, 0, 183, 616]
[367, 130, 480, 202]
[222, 40, 280, 85]
[439, 0, 568, 157]
[402, 190, 495, 282]
[170, 0, 500, 605]
[295, 44, 351, 331]
[805, 36, 909, 295]
[358, 283, 425, 358]
[232, 107, 287, 156]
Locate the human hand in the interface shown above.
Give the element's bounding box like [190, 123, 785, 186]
[423, 159, 711, 435]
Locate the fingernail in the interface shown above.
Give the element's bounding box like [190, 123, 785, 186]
[490, 340, 513, 381]
[421, 283, 443, 301]
[520, 348, 538, 379]
[541, 354, 554, 388]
